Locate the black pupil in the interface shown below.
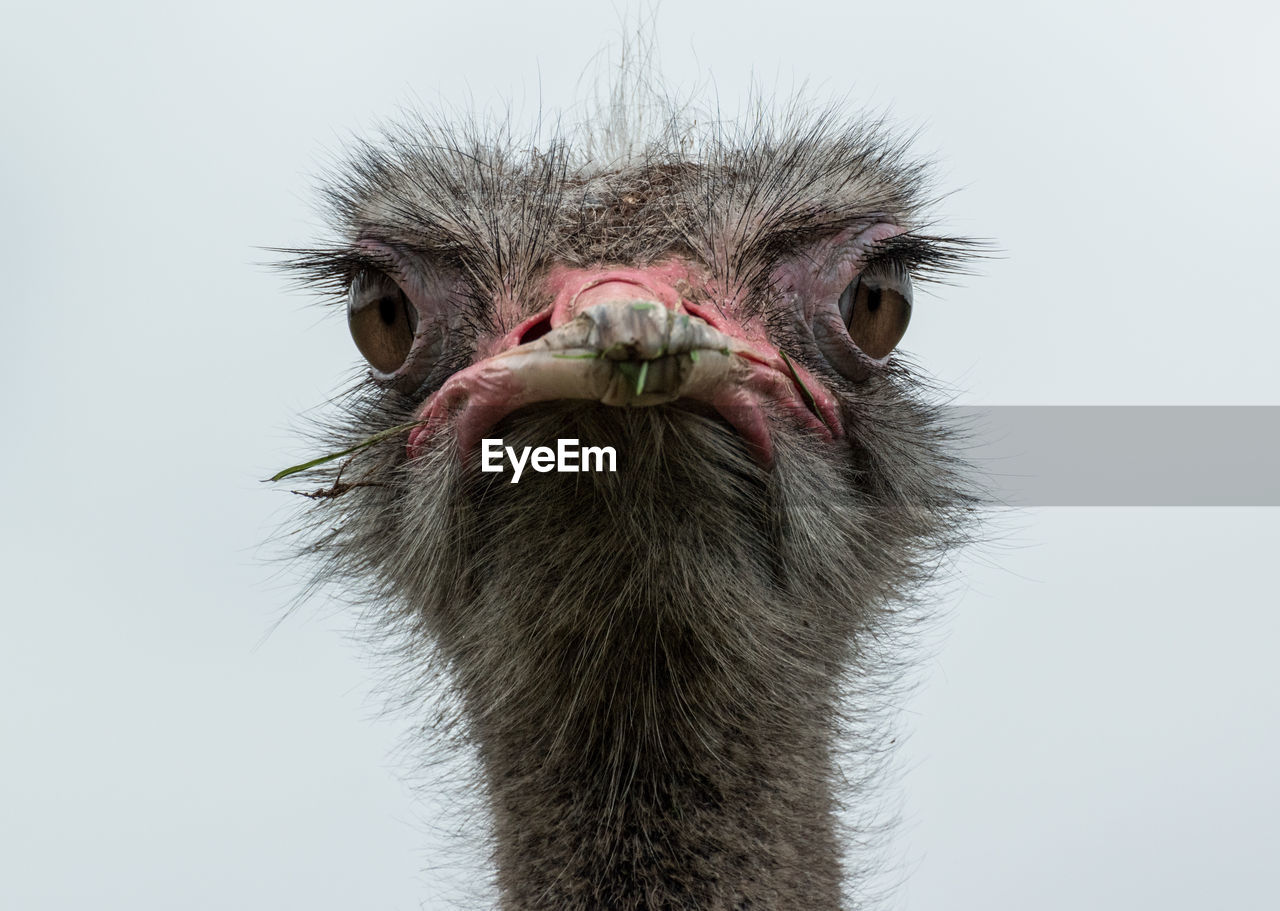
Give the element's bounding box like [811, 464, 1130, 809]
[378, 295, 399, 326]
[865, 286, 882, 314]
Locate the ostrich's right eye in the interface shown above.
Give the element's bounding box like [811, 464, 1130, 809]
[348, 272, 418, 374]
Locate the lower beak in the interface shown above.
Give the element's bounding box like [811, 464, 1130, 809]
[408, 298, 841, 464]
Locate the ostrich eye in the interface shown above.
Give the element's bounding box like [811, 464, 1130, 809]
[348, 272, 418, 374]
[838, 267, 912, 360]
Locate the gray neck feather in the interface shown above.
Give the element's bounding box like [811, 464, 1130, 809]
[306, 401, 964, 909]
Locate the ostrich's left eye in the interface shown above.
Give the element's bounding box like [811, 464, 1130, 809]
[838, 267, 912, 360]
[348, 271, 419, 374]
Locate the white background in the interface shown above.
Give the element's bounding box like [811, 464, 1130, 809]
[2, 1, 1276, 908]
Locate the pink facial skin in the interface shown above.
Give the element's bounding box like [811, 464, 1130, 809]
[770, 222, 905, 324]
[404, 231, 899, 466]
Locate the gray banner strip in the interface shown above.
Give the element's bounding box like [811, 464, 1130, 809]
[952, 407, 1280, 506]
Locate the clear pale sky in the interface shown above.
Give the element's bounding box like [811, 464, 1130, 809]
[2, 1, 1276, 908]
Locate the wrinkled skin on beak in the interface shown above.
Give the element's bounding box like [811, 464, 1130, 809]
[407, 263, 842, 465]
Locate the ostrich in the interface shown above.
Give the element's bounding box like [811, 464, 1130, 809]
[277, 80, 976, 910]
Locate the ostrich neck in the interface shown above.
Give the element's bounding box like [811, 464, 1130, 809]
[455, 568, 845, 910]
[416, 409, 868, 909]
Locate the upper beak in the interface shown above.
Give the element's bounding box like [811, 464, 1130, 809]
[505, 297, 746, 405]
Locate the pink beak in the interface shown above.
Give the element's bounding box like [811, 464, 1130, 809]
[407, 273, 842, 466]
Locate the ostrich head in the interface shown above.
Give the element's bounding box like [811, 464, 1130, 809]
[281, 91, 975, 910]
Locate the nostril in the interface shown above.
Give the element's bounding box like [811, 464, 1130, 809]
[517, 313, 553, 344]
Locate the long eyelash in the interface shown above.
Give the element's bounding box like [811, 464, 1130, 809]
[268, 246, 400, 298]
[860, 232, 989, 285]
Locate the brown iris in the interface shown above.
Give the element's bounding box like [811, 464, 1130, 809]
[348, 272, 418, 374]
[838, 268, 912, 360]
